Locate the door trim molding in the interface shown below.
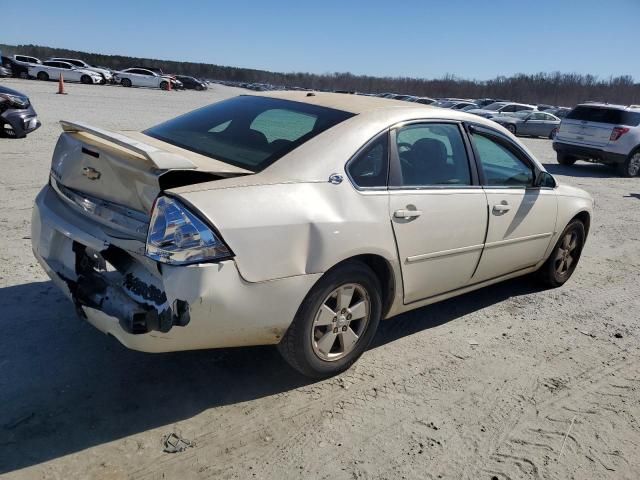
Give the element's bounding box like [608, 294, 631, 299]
[484, 232, 553, 250]
[406, 243, 484, 263]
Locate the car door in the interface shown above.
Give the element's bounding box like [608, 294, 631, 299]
[126, 69, 144, 86]
[57, 62, 80, 82]
[42, 61, 62, 80]
[468, 125, 557, 282]
[528, 112, 548, 136]
[388, 121, 489, 303]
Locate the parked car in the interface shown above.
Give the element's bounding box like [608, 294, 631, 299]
[12, 54, 42, 67]
[553, 103, 640, 176]
[2, 55, 37, 78]
[410, 97, 436, 105]
[432, 100, 477, 110]
[47, 58, 113, 84]
[0, 85, 41, 138]
[491, 111, 561, 138]
[114, 68, 180, 89]
[468, 102, 536, 118]
[545, 107, 571, 118]
[31, 93, 593, 378]
[174, 76, 207, 90]
[461, 104, 480, 112]
[29, 61, 103, 84]
[473, 98, 509, 108]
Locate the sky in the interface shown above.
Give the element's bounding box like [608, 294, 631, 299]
[2, 0, 639, 80]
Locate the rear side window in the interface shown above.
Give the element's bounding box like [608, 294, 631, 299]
[393, 123, 472, 187]
[347, 133, 389, 188]
[566, 106, 640, 126]
[145, 96, 355, 172]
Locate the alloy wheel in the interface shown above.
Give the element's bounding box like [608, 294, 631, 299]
[554, 230, 579, 275]
[311, 283, 370, 361]
[628, 153, 640, 176]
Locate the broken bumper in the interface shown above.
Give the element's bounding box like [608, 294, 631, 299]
[31, 185, 321, 353]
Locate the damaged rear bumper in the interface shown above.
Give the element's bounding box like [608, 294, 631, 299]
[31, 185, 321, 353]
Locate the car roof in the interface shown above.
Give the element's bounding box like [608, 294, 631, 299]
[252, 91, 430, 114]
[576, 102, 640, 112]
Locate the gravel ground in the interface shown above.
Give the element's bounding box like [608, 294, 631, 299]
[1, 78, 639, 480]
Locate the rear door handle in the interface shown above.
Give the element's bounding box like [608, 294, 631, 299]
[394, 209, 422, 219]
[492, 202, 511, 214]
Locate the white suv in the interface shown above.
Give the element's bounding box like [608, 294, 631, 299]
[553, 103, 640, 177]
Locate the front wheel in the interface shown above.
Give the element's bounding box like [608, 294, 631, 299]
[506, 124, 517, 135]
[121, 78, 132, 87]
[278, 262, 382, 378]
[616, 151, 640, 177]
[160, 80, 169, 90]
[80, 75, 92, 84]
[537, 220, 585, 288]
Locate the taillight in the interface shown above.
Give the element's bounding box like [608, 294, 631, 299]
[610, 127, 630, 141]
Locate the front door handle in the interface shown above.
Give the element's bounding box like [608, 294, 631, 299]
[492, 202, 511, 214]
[394, 209, 422, 219]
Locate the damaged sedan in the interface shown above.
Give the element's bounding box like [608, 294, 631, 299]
[32, 92, 593, 378]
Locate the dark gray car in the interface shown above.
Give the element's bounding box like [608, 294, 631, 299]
[491, 111, 561, 139]
[0, 85, 41, 138]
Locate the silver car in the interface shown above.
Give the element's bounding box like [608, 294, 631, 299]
[491, 111, 561, 139]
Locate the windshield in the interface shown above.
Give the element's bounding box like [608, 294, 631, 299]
[484, 102, 507, 111]
[144, 96, 355, 172]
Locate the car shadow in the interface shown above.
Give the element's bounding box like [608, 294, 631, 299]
[0, 276, 538, 473]
[544, 162, 618, 178]
[623, 193, 640, 200]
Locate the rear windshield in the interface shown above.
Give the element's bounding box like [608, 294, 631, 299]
[145, 96, 355, 172]
[566, 106, 640, 126]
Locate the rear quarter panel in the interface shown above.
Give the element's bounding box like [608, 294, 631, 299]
[177, 182, 399, 283]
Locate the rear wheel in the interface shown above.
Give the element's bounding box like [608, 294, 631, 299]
[121, 78, 132, 87]
[278, 262, 382, 378]
[36, 71, 49, 81]
[557, 152, 576, 166]
[537, 220, 585, 288]
[616, 151, 640, 177]
[549, 128, 558, 139]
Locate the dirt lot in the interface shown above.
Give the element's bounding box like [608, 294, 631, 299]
[1, 78, 639, 480]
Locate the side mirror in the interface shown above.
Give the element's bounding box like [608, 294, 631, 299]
[535, 171, 556, 188]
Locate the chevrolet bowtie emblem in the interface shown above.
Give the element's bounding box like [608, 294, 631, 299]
[82, 166, 101, 180]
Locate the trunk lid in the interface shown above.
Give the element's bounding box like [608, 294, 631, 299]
[50, 121, 252, 214]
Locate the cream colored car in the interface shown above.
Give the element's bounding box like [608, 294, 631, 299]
[31, 92, 593, 378]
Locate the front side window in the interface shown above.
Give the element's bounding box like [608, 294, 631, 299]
[471, 133, 533, 187]
[393, 123, 472, 187]
[347, 133, 389, 188]
[145, 96, 355, 172]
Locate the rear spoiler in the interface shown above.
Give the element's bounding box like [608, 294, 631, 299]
[60, 120, 196, 170]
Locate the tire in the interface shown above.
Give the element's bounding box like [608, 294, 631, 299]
[19, 71, 29, 79]
[549, 128, 558, 139]
[616, 150, 640, 177]
[121, 78, 132, 87]
[80, 75, 92, 85]
[556, 152, 576, 166]
[160, 81, 169, 90]
[506, 124, 517, 135]
[36, 71, 49, 81]
[536, 219, 585, 288]
[278, 261, 382, 378]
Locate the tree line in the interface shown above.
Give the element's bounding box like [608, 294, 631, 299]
[2, 43, 639, 107]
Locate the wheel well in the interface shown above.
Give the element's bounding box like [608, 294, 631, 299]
[329, 254, 396, 318]
[572, 211, 591, 238]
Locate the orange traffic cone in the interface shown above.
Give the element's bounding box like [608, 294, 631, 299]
[57, 74, 67, 95]
[167, 78, 172, 92]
